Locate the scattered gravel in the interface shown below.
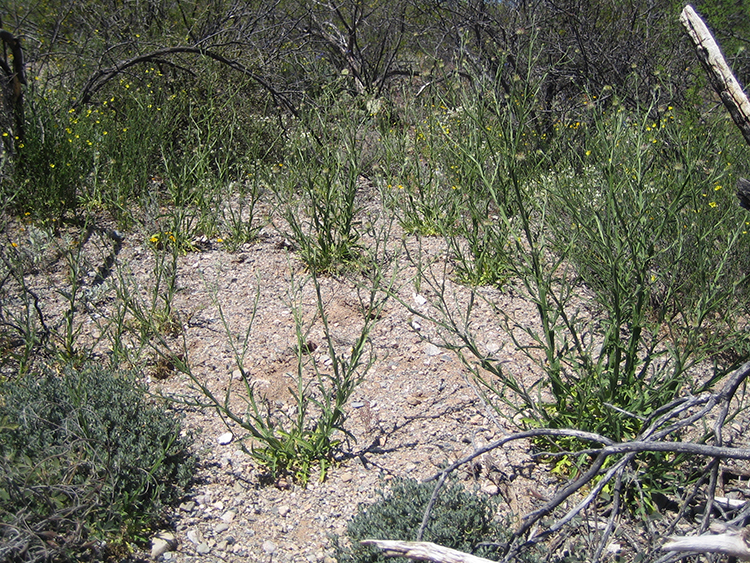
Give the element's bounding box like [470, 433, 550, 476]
[11, 200, 743, 563]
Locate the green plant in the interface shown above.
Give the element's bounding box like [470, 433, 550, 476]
[535, 102, 749, 439]
[333, 478, 520, 563]
[398, 54, 750, 521]
[220, 177, 266, 251]
[273, 98, 373, 274]
[188, 269, 387, 485]
[0, 363, 195, 561]
[379, 101, 464, 237]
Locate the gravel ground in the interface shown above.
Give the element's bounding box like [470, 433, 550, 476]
[140, 223, 557, 563]
[7, 197, 749, 563]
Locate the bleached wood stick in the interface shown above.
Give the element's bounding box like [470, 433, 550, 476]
[662, 526, 750, 560]
[360, 540, 497, 563]
[680, 5, 750, 146]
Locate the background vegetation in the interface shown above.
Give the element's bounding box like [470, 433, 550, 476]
[2, 0, 750, 560]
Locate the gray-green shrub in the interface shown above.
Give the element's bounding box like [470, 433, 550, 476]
[0, 363, 196, 562]
[333, 478, 516, 563]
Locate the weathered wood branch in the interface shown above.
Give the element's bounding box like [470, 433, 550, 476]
[360, 540, 497, 563]
[663, 525, 750, 560]
[680, 5, 750, 146]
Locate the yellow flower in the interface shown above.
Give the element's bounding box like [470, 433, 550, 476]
[714, 184, 722, 191]
[709, 201, 718, 208]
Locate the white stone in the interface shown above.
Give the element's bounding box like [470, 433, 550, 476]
[481, 483, 499, 495]
[197, 543, 211, 555]
[606, 542, 621, 554]
[218, 432, 233, 445]
[263, 540, 277, 554]
[425, 343, 441, 356]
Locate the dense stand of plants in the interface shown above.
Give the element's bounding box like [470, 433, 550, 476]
[2, 0, 750, 561]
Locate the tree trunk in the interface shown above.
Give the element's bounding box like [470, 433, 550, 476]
[0, 28, 26, 176]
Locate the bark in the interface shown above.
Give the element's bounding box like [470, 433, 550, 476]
[0, 28, 25, 172]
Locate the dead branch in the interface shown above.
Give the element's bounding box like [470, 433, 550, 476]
[360, 540, 497, 563]
[389, 360, 750, 563]
[663, 524, 750, 560]
[680, 5, 750, 147]
[75, 46, 299, 118]
[0, 27, 25, 157]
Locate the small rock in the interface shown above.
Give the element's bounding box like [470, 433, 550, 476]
[218, 432, 233, 445]
[411, 320, 422, 331]
[481, 483, 499, 495]
[179, 500, 196, 512]
[196, 542, 211, 555]
[413, 293, 427, 306]
[486, 342, 501, 354]
[187, 530, 202, 545]
[340, 472, 353, 483]
[150, 532, 176, 559]
[425, 343, 441, 356]
[215, 522, 230, 534]
[276, 478, 291, 490]
[263, 540, 277, 554]
[606, 542, 621, 554]
[220, 510, 236, 523]
[278, 504, 290, 517]
[351, 401, 365, 408]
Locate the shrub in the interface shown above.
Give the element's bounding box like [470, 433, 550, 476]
[333, 478, 514, 563]
[0, 363, 196, 562]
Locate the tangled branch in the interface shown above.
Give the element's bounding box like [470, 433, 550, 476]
[366, 360, 750, 563]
